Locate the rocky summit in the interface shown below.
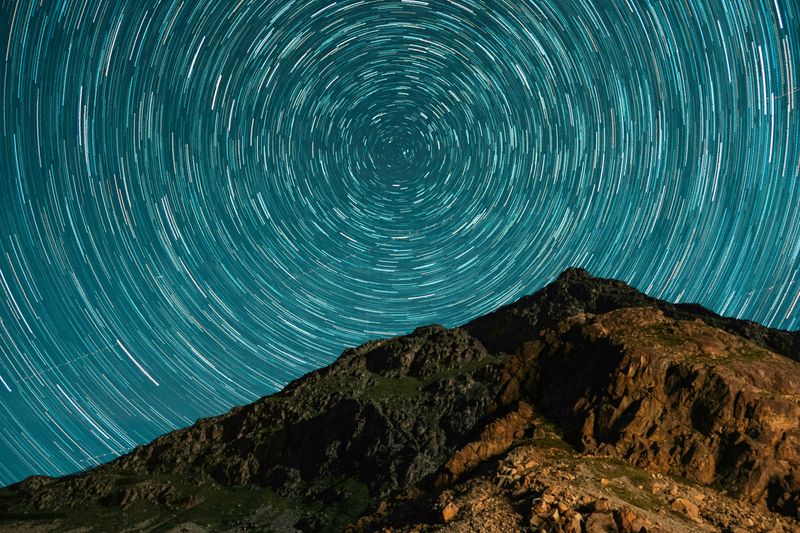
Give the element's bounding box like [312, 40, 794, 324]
[1, 269, 799, 532]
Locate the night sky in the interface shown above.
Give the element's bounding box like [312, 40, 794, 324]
[0, 0, 798, 486]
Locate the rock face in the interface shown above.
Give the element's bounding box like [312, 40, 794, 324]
[1, 269, 799, 532]
[529, 308, 800, 514]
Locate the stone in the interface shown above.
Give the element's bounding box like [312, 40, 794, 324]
[532, 498, 549, 515]
[671, 498, 701, 522]
[586, 512, 619, 533]
[592, 499, 612, 513]
[442, 502, 459, 523]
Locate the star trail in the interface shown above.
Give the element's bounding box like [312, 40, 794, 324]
[0, 0, 799, 485]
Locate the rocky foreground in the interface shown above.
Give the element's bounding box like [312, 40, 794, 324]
[1, 269, 799, 532]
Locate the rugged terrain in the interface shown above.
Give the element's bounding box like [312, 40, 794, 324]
[1, 268, 798, 532]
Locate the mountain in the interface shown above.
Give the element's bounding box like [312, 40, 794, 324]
[1, 268, 798, 532]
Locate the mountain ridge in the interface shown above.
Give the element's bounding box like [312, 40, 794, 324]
[465, 268, 800, 361]
[1, 268, 798, 532]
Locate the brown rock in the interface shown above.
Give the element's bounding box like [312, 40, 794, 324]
[586, 512, 620, 532]
[442, 402, 534, 481]
[671, 497, 701, 522]
[569, 512, 584, 532]
[613, 508, 639, 532]
[532, 498, 549, 515]
[565, 519, 582, 533]
[442, 502, 459, 523]
[592, 498, 612, 513]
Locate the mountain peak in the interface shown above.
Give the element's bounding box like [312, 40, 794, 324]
[465, 268, 799, 361]
[555, 266, 594, 281]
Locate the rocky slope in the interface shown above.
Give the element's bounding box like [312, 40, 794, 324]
[1, 268, 798, 532]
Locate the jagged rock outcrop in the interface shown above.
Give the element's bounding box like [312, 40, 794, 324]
[529, 307, 800, 513]
[465, 268, 800, 363]
[1, 269, 798, 532]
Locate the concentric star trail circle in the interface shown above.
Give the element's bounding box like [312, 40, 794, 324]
[0, 0, 798, 484]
